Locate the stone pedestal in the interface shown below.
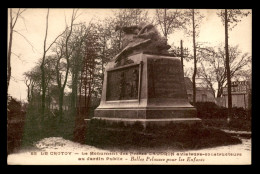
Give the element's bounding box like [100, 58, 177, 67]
[93, 52, 200, 126]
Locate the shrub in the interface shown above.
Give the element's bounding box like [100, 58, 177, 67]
[194, 102, 250, 120]
[7, 97, 26, 154]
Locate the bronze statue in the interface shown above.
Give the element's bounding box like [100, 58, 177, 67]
[115, 25, 140, 49]
[114, 22, 171, 65]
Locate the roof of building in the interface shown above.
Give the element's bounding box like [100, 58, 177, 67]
[184, 77, 212, 92]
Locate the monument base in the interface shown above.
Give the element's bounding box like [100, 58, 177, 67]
[93, 53, 200, 128]
[89, 117, 201, 128]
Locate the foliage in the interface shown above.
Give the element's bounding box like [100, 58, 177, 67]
[21, 106, 75, 148]
[8, 96, 23, 115]
[194, 102, 250, 120]
[7, 96, 26, 154]
[184, 9, 205, 38]
[217, 9, 251, 31]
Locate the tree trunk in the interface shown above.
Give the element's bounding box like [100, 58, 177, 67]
[217, 84, 222, 98]
[101, 38, 106, 84]
[41, 9, 49, 123]
[71, 71, 78, 116]
[164, 9, 167, 39]
[27, 85, 30, 102]
[180, 40, 184, 72]
[84, 78, 87, 113]
[59, 89, 64, 122]
[192, 9, 197, 106]
[70, 75, 76, 112]
[30, 85, 34, 106]
[225, 9, 232, 120]
[7, 11, 13, 93]
[41, 64, 46, 122]
[78, 71, 83, 115]
[48, 93, 51, 114]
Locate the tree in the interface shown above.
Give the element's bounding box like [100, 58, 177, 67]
[217, 9, 250, 119]
[54, 9, 79, 122]
[23, 56, 56, 112]
[197, 44, 251, 98]
[185, 9, 204, 105]
[127, 9, 149, 26]
[233, 69, 251, 82]
[8, 8, 27, 92]
[24, 71, 34, 103]
[68, 23, 92, 116]
[154, 9, 187, 40]
[73, 24, 102, 143]
[24, 69, 40, 103]
[40, 9, 67, 122]
[78, 27, 101, 114]
[96, 20, 113, 82]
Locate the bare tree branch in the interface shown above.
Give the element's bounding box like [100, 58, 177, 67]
[11, 52, 27, 63]
[12, 8, 21, 28]
[13, 30, 38, 53]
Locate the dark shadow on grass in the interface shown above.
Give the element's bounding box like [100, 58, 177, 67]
[20, 109, 75, 150]
[85, 119, 242, 151]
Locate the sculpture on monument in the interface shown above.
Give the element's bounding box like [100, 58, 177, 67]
[114, 22, 171, 67]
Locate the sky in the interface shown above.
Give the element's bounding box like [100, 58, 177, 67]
[8, 8, 252, 101]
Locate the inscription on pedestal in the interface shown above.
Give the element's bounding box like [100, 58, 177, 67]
[147, 58, 186, 98]
[106, 64, 139, 101]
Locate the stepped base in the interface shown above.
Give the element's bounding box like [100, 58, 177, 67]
[90, 117, 201, 127]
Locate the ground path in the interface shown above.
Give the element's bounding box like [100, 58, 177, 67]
[8, 135, 251, 165]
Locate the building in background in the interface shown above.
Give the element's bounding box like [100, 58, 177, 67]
[221, 80, 251, 109]
[184, 77, 216, 103]
[49, 95, 70, 111]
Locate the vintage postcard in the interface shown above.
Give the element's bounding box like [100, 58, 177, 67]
[7, 8, 252, 165]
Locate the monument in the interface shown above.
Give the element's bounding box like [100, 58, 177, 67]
[93, 22, 201, 127]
